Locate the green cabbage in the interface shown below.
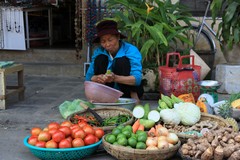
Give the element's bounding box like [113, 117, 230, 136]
[174, 102, 201, 126]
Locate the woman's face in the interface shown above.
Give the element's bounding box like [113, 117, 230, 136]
[100, 34, 120, 54]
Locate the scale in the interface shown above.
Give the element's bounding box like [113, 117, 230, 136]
[198, 80, 222, 103]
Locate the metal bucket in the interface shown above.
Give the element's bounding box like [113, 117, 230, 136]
[92, 98, 137, 110]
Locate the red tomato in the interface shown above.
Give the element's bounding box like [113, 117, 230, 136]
[48, 122, 60, 130]
[48, 128, 58, 136]
[72, 138, 85, 148]
[43, 127, 49, 132]
[59, 139, 72, 148]
[70, 124, 80, 130]
[35, 141, 46, 148]
[95, 136, 99, 143]
[73, 128, 86, 139]
[60, 120, 73, 127]
[45, 140, 58, 148]
[52, 130, 65, 142]
[84, 134, 96, 145]
[94, 128, 105, 139]
[78, 121, 88, 128]
[38, 131, 51, 142]
[28, 136, 38, 146]
[65, 136, 73, 143]
[31, 127, 42, 136]
[71, 128, 80, 138]
[59, 126, 72, 137]
[82, 125, 95, 135]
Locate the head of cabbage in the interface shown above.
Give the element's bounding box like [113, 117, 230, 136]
[174, 102, 201, 126]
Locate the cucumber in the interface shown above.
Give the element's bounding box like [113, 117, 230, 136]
[148, 110, 161, 122]
[143, 103, 150, 119]
[139, 119, 155, 129]
[133, 105, 145, 119]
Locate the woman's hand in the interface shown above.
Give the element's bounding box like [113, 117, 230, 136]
[104, 73, 115, 83]
[92, 73, 115, 84]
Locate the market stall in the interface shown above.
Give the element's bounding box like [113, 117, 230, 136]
[22, 79, 240, 160]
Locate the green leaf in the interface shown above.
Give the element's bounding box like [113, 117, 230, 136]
[233, 28, 240, 43]
[224, 2, 238, 23]
[140, 39, 155, 60]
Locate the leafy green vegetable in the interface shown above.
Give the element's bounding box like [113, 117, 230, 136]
[229, 92, 240, 103]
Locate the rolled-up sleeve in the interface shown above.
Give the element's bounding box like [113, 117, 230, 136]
[124, 43, 142, 86]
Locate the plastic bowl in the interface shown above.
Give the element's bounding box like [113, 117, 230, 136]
[23, 136, 102, 160]
[84, 81, 123, 103]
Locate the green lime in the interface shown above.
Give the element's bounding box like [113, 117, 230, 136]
[106, 134, 116, 144]
[122, 125, 133, 133]
[112, 128, 121, 136]
[131, 133, 137, 140]
[128, 137, 137, 148]
[116, 125, 124, 131]
[117, 137, 128, 146]
[136, 130, 146, 136]
[137, 134, 147, 143]
[122, 130, 131, 139]
[136, 142, 147, 149]
[113, 142, 119, 145]
[117, 133, 127, 140]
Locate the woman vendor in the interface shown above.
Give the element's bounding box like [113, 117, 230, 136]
[85, 20, 144, 103]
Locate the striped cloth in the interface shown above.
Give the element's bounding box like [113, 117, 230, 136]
[0, 61, 14, 68]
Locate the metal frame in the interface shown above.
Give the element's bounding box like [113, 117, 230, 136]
[23, 7, 52, 49]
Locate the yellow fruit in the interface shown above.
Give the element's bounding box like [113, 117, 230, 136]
[231, 99, 240, 108]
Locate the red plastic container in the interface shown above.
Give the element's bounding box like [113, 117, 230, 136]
[158, 52, 201, 100]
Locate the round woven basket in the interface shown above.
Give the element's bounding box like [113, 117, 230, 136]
[67, 107, 134, 133]
[102, 135, 181, 160]
[175, 113, 229, 143]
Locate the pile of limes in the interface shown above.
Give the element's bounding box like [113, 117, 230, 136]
[105, 125, 147, 149]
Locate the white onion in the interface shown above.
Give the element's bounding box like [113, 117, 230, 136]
[146, 145, 159, 150]
[166, 133, 179, 144]
[156, 127, 169, 137]
[157, 136, 167, 142]
[146, 137, 158, 147]
[157, 139, 169, 149]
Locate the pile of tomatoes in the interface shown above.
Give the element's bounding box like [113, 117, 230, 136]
[28, 120, 104, 148]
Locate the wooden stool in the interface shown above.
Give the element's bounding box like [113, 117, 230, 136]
[0, 64, 25, 109]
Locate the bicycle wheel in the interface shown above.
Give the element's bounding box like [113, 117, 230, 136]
[188, 25, 216, 55]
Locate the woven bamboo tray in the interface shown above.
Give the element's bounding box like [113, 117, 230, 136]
[102, 135, 181, 160]
[67, 106, 134, 133]
[174, 113, 230, 143]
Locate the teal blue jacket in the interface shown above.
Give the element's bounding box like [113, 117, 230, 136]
[85, 41, 142, 86]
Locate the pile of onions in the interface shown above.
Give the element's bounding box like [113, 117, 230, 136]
[146, 125, 179, 150]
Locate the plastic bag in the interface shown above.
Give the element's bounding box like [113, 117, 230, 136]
[59, 99, 94, 119]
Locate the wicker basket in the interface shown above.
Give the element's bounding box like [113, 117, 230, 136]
[102, 135, 181, 160]
[175, 113, 229, 143]
[67, 107, 134, 133]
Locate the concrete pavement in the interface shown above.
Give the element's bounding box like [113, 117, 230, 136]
[0, 75, 231, 160]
